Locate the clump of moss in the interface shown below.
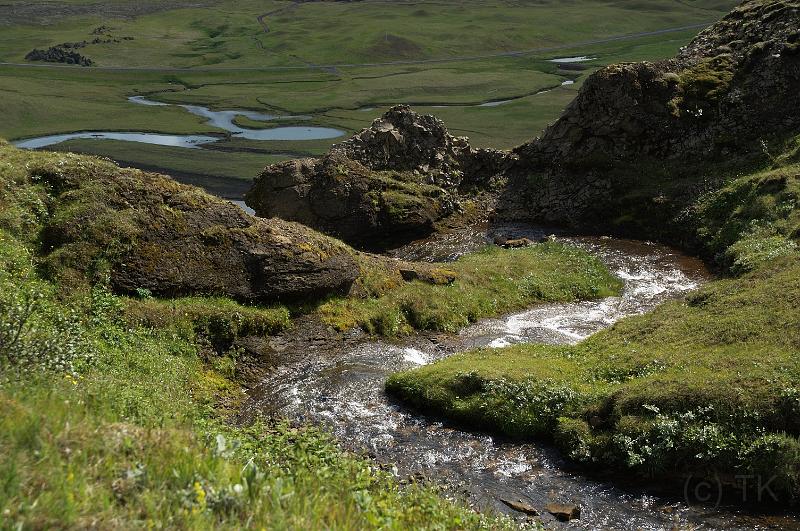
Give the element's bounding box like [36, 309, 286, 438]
[124, 296, 291, 352]
[681, 54, 735, 101]
[694, 162, 800, 264]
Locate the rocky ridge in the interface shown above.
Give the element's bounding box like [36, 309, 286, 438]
[503, 0, 800, 235]
[247, 0, 799, 251]
[519, 0, 800, 165]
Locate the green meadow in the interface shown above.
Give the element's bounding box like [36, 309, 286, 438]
[0, 0, 737, 187]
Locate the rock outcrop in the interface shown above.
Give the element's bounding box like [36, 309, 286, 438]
[246, 105, 511, 249]
[25, 46, 93, 66]
[503, 0, 800, 234]
[520, 1, 800, 164]
[32, 155, 358, 302]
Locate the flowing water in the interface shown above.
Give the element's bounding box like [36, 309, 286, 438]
[549, 56, 597, 63]
[12, 131, 219, 150]
[248, 223, 799, 529]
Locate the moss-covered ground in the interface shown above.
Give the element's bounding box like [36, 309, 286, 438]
[0, 140, 526, 527]
[0, 233, 516, 529]
[0, 140, 628, 527]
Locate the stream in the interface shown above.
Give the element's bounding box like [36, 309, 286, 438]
[248, 223, 799, 530]
[11, 96, 345, 150]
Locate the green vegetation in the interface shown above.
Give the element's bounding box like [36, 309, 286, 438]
[0, 235, 512, 529]
[0, 140, 516, 527]
[0, 140, 629, 527]
[694, 156, 800, 271]
[125, 296, 291, 353]
[0, 0, 737, 185]
[0, 0, 734, 68]
[387, 144, 800, 498]
[321, 243, 622, 336]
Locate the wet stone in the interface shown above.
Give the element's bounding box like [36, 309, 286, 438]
[501, 498, 540, 515]
[545, 502, 581, 522]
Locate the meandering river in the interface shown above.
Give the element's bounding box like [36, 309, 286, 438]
[12, 96, 345, 150]
[247, 223, 798, 530]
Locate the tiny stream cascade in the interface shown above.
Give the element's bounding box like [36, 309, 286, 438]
[248, 224, 798, 530]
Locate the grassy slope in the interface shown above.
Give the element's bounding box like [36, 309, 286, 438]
[387, 149, 800, 496]
[0, 141, 628, 526]
[0, 142, 521, 528]
[0, 237, 512, 529]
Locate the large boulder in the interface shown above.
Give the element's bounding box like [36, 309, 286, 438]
[31, 154, 358, 302]
[246, 105, 511, 249]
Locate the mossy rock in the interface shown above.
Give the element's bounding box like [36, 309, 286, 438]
[1, 143, 360, 303]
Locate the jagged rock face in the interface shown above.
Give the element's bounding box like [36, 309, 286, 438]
[517, 0, 800, 167]
[332, 105, 510, 186]
[247, 152, 447, 249]
[247, 105, 511, 249]
[332, 105, 465, 178]
[38, 163, 358, 302]
[504, 0, 800, 234]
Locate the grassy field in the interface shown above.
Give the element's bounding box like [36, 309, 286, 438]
[0, 0, 737, 190]
[0, 0, 736, 68]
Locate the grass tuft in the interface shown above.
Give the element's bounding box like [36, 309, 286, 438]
[321, 242, 622, 336]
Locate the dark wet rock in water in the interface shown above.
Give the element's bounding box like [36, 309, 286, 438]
[500, 498, 539, 515]
[493, 234, 536, 247]
[35, 159, 358, 302]
[503, 237, 536, 248]
[545, 502, 581, 521]
[246, 105, 513, 249]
